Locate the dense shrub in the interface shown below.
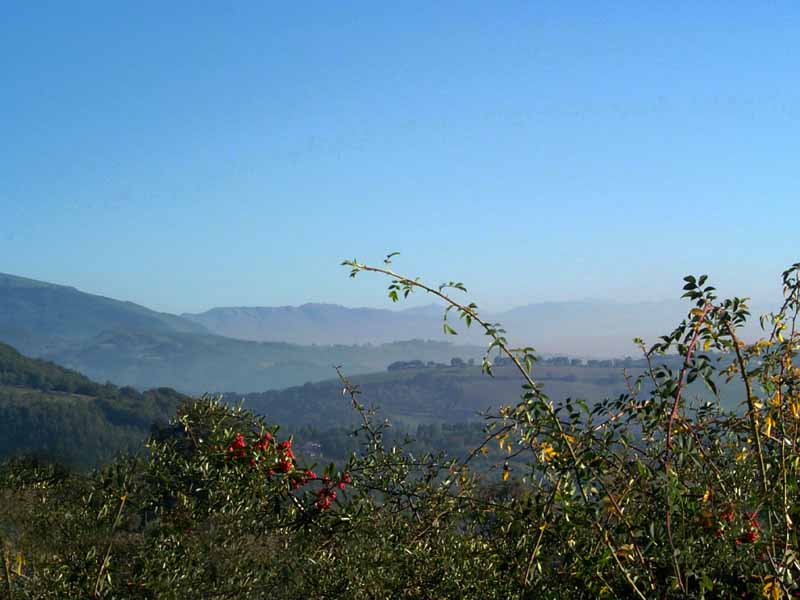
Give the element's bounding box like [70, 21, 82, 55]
[1, 259, 799, 598]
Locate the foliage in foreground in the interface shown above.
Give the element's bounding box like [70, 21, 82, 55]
[2, 259, 800, 599]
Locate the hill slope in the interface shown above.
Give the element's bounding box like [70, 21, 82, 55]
[0, 272, 207, 356]
[233, 364, 635, 430]
[236, 359, 745, 435]
[49, 331, 483, 394]
[0, 341, 187, 468]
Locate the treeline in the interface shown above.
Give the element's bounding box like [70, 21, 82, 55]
[0, 341, 109, 394]
[388, 354, 690, 371]
[494, 353, 689, 368]
[387, 357, 476, 371]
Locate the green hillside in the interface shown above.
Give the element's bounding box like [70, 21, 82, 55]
[0, 272, 207, 357]
[0, 341, 186, 469]
[236, 360, 746, 433]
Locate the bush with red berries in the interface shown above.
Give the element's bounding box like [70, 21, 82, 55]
[2, 260, 800, 599]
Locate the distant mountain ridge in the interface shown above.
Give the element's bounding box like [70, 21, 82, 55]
[183, 298, 697, 357]
[181, 302, 458, 345]
[0, 270, 765, 393]
[0, 273, 482, 393]
[2, 269, 700, 359]
[0, 272, 207, 356]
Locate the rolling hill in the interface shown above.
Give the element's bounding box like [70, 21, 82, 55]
[234, 363, 635, 430]
[51, 331, 483, 394]
[0, 341, 187, 469]
[236, 357, 747, 435]
[0, 271, 764, 394]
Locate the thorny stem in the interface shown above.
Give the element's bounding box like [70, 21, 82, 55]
[662, 301, 711, 594]
[726, 323, 769, 496]
[343, 259, 649, 600]
[666, 302, 711, 451]
[1, 537, 13, 600]
[344, 262, 588, 496]
[93, 493, 127, 599]
[523, 476, 562, 587]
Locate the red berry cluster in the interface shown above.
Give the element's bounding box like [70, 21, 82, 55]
[226, 432, 295, 473]
[720, 508, 735, 523]
[314, 472, 352, 510]
[735, 511, 761, 545]
[704, 506, 761, 544]
[225, 433, 353, 511]
[290, 469, 317, 490]
[699, 505, 763, 545]
[253, 431, 273, 451]
[276, 439, 295, 473]
[226, 433, 248, 459]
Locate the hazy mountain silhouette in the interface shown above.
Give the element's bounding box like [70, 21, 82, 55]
[0, 272, 207, 356]
[0, 273, 481, 393]
[184, 299, 694, 357]
[181, 303, 456, 345]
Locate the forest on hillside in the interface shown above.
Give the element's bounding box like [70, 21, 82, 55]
[0, 342, 185, 468]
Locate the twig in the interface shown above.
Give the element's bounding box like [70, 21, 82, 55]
[93, 493, 127, 598]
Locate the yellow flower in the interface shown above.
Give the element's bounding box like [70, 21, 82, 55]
[736, 448, 748, 462]
[498, 433, 508, 450]
[540, 442, 557, 463]
[791, 400, 800, 420]
[764, 415, 775, 438]
[602, 495, 623, 517]
[763, 576, 782, 599]
[15, 552, 25, 576]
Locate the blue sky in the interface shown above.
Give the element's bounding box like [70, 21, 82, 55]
[1, 2, 798, 313]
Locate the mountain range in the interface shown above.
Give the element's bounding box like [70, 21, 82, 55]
[182, 299, 697, 357]
[0, 272, 207, 356]
[1, 270, 765, 394]
[0, 272, 482, 393]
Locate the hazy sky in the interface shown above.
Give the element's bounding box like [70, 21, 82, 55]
[1, 2, 798, 314]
